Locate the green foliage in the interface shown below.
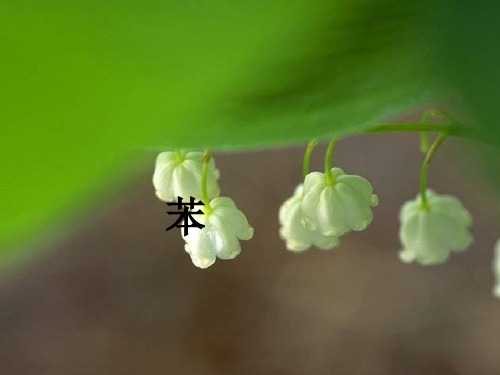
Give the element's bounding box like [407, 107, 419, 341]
[442, 0, 500, 190]
[0, 0, 498, 260]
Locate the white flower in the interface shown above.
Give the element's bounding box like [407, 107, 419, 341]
[399, 190, 473, 265]
[493, 240, 500, 298]
[302, 168, 378, 236]
[279, 184, 339, 252]
[182, 197, 253, 269]
[153, 150, 220, 202]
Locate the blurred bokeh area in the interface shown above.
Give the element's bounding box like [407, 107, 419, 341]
[1, 111, 500, 375]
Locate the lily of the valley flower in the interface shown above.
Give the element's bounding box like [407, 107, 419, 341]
[153, 150, 220, 202]
[302, 168, 378, 236]
[279, 184, 339, 252]
[182, 197, 253, 269]
[493, 240, 500, 298]
[399, 190, 473, 265]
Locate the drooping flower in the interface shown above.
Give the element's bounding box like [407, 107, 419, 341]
[182, 197, 253, 269]
[493, 240, 500, 298]
[399, 190, 473, 265]
[153, 150, 220, 202]
[302, 168, 378, 236]
[279, 184, 339, 252]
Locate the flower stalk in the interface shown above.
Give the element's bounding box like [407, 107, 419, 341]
[365, 121, 458, 135]
[324, 138, 338, 185]
[303, 139, 319, 179]
[419, 133, 448, 209]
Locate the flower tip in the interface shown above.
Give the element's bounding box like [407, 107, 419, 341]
[237, 226, 254, 242]
[154, 189, 167, 202]
[494, 286, 500, 299]
[191, 256, 216, 269]
[398, 250, 415, 264]
[353, 218, 372, 231]
[217, 247, 241, 260]
[185, 245, 216, 269]
[286, 242, 310, 253]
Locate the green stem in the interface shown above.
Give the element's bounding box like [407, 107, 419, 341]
[420, 133, 447, 209]
[366, 122, 459, 135]
[419, 109, 453, 153]
[324, 138, 338, 185]
[303, 139, 318, 179]
[420, 132, 430, 153]
[202, 149, 212, 215]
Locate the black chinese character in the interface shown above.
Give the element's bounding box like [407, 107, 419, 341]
[165, 196, 205, 236]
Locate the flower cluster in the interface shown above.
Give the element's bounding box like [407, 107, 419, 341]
[153, 151, 220, 202]
[153, 150, 253, 268]
[279, 184, 339, 252]
[277, 134, 476, 274]
[154, 117, 500, 296]
[182, 197, 254, 268]
[398, 190, 473, 265]
[302, 168, 379, 236]
[279, 168, 378, 252]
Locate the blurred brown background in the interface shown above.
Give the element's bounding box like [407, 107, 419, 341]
[1, 127, 500, 374]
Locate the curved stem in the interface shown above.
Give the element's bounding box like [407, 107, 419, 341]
[420, 133, 447, 209]
[419, 109, 453, 153]
[303, 139, 319, 179]
[202, 149, 212, 215]
[324, 138, 338, 185]
[366, 122, 458, 135]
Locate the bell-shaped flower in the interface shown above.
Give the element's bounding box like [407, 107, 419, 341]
[493, 240, 500, 298]
[302, 168, 378, 236]
[279, 184, 339, 252]
[153, 150, 220, 202]
[399, 190, 473, 265]
[182, 197, 253, 269]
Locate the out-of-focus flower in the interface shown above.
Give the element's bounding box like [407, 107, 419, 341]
[279, 184, 339, 252]
[302, 168, 378, 236]
[182, 197, 253, 269]
[153, 150, 220, 202]
[399, 190, 473, 265]
[493, 240, 500, 298]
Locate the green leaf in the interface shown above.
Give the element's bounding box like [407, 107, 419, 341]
[0, 0, 490, 261]
[1, 0, 314, 258]
[443, 1, 500, 187]
[153, 1, 453, 150]
[446, 1, 500, 145]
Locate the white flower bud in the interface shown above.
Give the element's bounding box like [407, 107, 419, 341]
[153, 151, 220, 202]
[493, 240, 500, 299]
[302, 168, 378, 236]
[279, 184, 339, 252]
[182, 197, 253, 269]
[399, 190, 473, 265]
